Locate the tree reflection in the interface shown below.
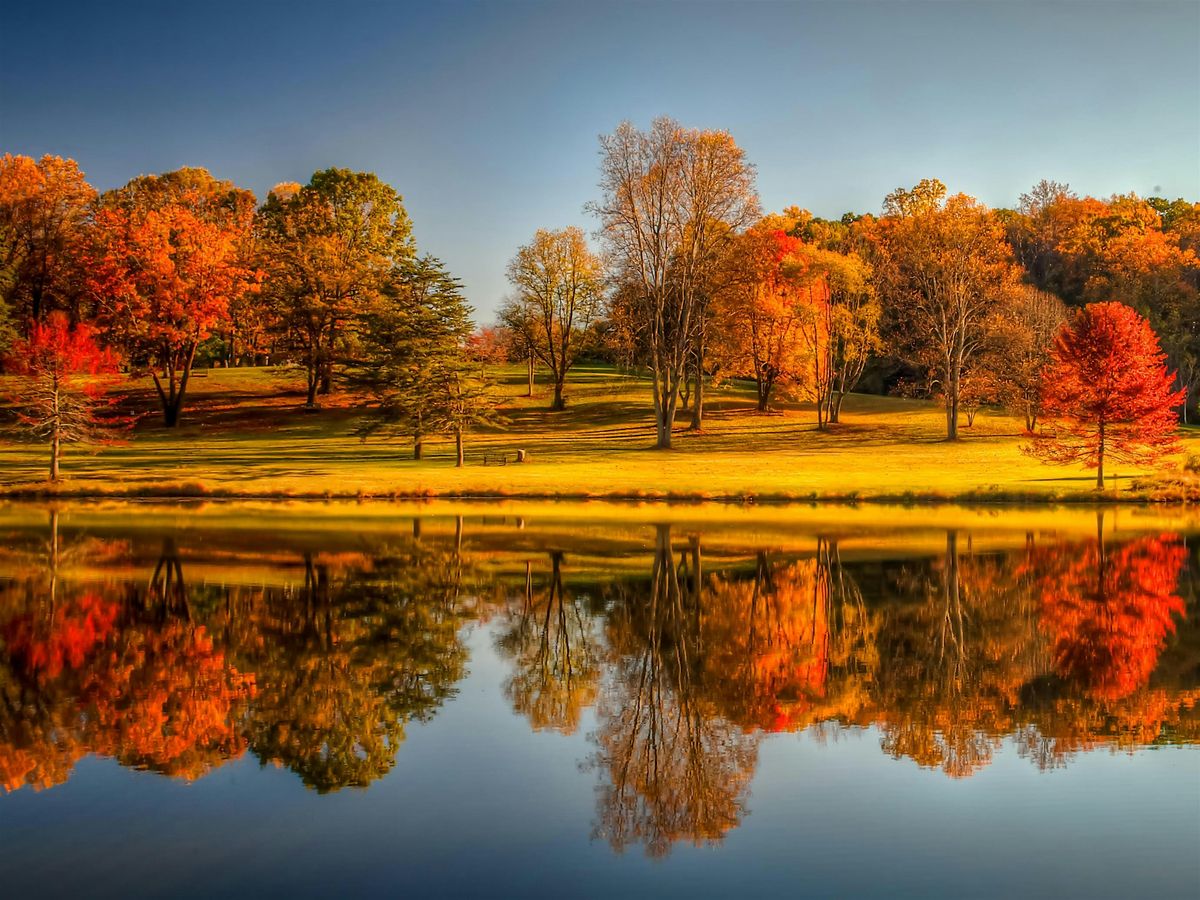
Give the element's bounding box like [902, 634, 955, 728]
[700, 539, 879, 733]
[870, 531, 1044, 777]
[0, 520, 473, 794]
[229, 542, 472, 792]
[495, 553, 600, 734]
[0, 512, 1196, 821]
[589, 526, 758, 858]
[1033, 528, 1187, 700]
[0, 532, 252, 788]
[1015, 524, 1199, 767]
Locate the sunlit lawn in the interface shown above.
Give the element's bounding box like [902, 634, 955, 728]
[1, 363, 1195, 501]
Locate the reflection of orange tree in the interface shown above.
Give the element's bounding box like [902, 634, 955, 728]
[238, 546, 471, 792]
[80, 618, 254, 780]
[3, 590, 119, 684]
[495, 552, 600, 734]
[702, 553, 829, 731]
[699, 539, 880, 733]
[871, 533, 1045, 778]
[589, 526, 758, 858]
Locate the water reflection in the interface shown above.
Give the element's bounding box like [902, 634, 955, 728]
[1, 508, 1197, 856]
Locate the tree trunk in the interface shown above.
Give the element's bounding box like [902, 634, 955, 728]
[527, 350, 534, 397]
[1096, 421, 1105, 490]
[689, 350, 704, 431]
[829, 392, 843, 424]
[305, 362, 319, 407]
[455, 428, 464, 467]
[154, 351, 194, 427]
[551, 378, 565, 410]
[164, 402, 179, 427]
[655, 401, 674, 449]
[945, 361, 959, 440]
[413, 432, 423, 460]
[756, 377, 771, 412]
[651, 359, 677, 449]
[49, 427, 60, 482]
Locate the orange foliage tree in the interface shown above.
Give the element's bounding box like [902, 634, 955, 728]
[711, 225, 812, 411]
[0, 154, 96, 334]
[872, 181, 1020, 439]
[84, 172, 255, 426]
[1026, 301, 1184, 488]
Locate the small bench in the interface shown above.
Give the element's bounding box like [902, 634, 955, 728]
[482, 449, 527, 466]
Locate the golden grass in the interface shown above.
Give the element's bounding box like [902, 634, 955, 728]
[1, 363, 1196, 504]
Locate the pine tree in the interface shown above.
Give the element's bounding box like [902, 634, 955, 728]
[349, 256, 502, 465]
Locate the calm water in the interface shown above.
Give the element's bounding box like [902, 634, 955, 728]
[0, 503, 1197, 898]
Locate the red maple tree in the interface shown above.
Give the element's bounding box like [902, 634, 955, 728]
[1026, 301, 1184, 488]
[85, 200, 252, 426]
[3, 312, 125, 481]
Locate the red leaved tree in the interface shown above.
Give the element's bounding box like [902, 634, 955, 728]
[3, 312, 125, 481]
[1033, 533, 1187, 700]
[1026, 302, 1184, 488]
[85, 190, 254, 426]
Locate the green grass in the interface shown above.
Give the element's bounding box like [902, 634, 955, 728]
[1, 362, 1197, 503]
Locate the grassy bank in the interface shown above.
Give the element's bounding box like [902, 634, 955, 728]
[1, 364, 1197, 503]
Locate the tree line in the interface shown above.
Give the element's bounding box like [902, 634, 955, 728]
[1, 120, 1197, 484]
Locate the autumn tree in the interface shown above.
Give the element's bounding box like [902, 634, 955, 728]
[465, 324, 511, 374]
[1005, 184, 1200, 419]
[985, 285, 1068, 431]
[350, 256, 501, 465]
[593, 118, 758, 447]
[0, 154, 96, 335]
[84, 169, 256, 425]
[3, 313, 125, 481]
[259, 169, 413, 406]
[873, 180, 1020, 439]
[795, 243, 881, 426]
[502, 227, 603, 409]
[1027, 302, 1184, 489]
[710, 223, 810, 411]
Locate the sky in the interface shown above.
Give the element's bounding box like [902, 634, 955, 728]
[2, 0, 1198, 321]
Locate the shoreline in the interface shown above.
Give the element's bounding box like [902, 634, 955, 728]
[0, 482, 1189, 507]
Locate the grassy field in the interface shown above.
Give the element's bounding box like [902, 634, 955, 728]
[0, 363, 1196, 503]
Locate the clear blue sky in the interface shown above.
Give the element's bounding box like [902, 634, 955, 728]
[2, 0, 1197, 321]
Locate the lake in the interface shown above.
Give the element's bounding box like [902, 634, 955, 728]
[0, 501, 1197, 898]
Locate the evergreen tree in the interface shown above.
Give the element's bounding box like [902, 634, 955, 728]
[350, 256, 502, 465]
